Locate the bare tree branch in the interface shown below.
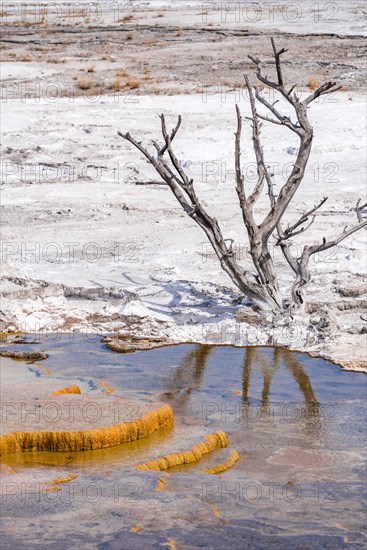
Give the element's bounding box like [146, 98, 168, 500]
[157, 115, 182, 157]
[118, 39, 365, 315]
[356, 199, 367, 224]
[277, 197, 328, 242]
[159, 114, 191, 187]
[307, 219, 367, 255]
[254, 87, 301, 135]
[118, 131, 193, 215]
[271, 37, 288, 87]
[234, 103, 246, 206]
[291, 214, 367, 307]
[256, 113, 289, 126]
[244, 77, 272, 207]
[303, 82, 342, 107]
[118, 124, 280, 310]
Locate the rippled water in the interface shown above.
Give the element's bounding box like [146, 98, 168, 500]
[1, 336, 366, 549]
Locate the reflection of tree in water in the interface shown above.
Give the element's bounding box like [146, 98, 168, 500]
[242, 347, 321, 439]
[281, 349, 321, 437]
[242, 348, 280, 416]
[161, 344, 322, 439]
[161, 345, 214, 412]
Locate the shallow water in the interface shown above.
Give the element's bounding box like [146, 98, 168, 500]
[1, 336, 366, 549]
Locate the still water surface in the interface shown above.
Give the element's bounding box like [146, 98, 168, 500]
[1, 336, 366, 549]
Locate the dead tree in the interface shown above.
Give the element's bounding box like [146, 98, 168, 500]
[118, 39, 367, 313]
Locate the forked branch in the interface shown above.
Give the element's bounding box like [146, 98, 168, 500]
[118, 39, 366, 314]
[291, 203, 367, 307]
[119, 116, 280, 310]
[277, 197, 328, 243]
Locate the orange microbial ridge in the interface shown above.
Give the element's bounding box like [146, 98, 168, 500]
[201, 449, 240, 474]
[0, 404, 174, 456]
[155, 476, 167, 491]
[52, 385, 81, 396]
[42, 473, 79, 492]
[135, 431, 228, 471]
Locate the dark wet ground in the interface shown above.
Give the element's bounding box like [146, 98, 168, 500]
[0, 335, 366, 549]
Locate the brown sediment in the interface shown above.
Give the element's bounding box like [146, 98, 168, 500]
[102, 334, 170, 353]
[337, 360, 367, 371]
[0, 332, 21, 339]
[0, 332, 24, 343]
[52, 385, 81, 396]
[0, 350, 48, 361]
[201, 450, 240, 474]
[0, 404, 174, 456]
[135, 431, 228, 471]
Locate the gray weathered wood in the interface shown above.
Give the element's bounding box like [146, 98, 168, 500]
[118, 40, 367, 314]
